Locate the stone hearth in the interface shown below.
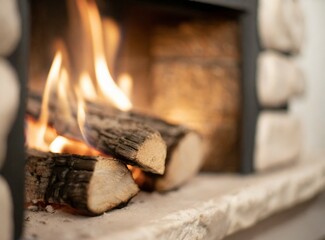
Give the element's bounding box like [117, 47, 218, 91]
[24, 153, 325, 240]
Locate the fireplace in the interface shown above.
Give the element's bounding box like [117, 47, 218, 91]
[0, 0, 311, 239]
[27, 0, 257, 174]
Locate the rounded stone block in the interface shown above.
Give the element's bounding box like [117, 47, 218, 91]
[254, 111, 301, 171]
[258, 0, 305, 53]
[0, 0, 21, 56]
[0, 58, 20, 168]
[257, 51, 305, 107]
[0, 176, 13, 240]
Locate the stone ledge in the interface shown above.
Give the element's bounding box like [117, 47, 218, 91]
[24, 154, 325, 240]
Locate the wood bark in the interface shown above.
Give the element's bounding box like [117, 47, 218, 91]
[84, 114, 167, 174]
[25, 149, 139, 215]
[88, 105, 204, 191]
[27, 92, 204, 190]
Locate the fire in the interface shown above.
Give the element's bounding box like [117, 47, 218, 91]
[27, 51, 62, 151]
[118, 73, 133, 100]
[49, 135, 100, 156]
[127, 166, 147, 187]
[75, 85, 87, 142]
[79, 72, 96, 101]
[27, 0, 133, 156]
[85, 0, 132, 111]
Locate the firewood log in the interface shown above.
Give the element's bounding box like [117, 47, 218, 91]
[27, 92, 167, 175]
[84, 114, 167, 174]
[27, 92, 204, 190]
[25, 149, 139, 215]
[87, 105, 204, 191]
[141, 128, 203, 192]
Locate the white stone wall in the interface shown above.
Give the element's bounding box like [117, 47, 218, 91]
[291, 0, 325, 154]
[257, 51, 304, 107]
[254, 112, 301, 171]
[256, 0, 306, 171]
[258, 0, 304, 54]
[0, 0, 21, 239]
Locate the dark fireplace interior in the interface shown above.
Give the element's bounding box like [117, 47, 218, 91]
[28, 0, 246, 173]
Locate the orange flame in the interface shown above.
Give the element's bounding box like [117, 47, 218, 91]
[49, 135, 100, 156]
[27, 0, 134, 156]
[85, 0, 132, 111]
[79, 72, 97, 101]
[27, 51, 62, 151]
[118, 73, 133, 100]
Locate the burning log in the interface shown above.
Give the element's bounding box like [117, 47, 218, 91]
[27, 92, 204, 190]
[27, 92, 167, 175]
[25, 149, 139, 215]
[87, 106, 204, 191]
[84, 115, 167, 175]
[107, 111, 203, 192]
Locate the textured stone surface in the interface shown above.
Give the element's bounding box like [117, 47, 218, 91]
[0, 0, 21, 56]
[151, 18, 240, 60]
[0, 58, 20, 168]
[151, 60, 241, 172]
[258, 0, 305, 53]
[257, 51, 305, 107]
[24, 154, 325, 240]
[0, 176, 13, 240]
[149, 18, 241, 172]
[254, 111, 301, 171]
[226, 192, 325, 240]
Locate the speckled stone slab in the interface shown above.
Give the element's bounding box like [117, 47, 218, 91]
[24, 154, 325, 240]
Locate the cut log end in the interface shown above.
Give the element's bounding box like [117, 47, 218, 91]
[25, 149, 139, 215]
[135, 132, 167, 175]
[87, 157, 139, 215]
[84, 116, 167, 175]
[155, 131, 203, 191]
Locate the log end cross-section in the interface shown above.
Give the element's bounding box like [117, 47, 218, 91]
[25, 149, 139, 215]
[84, 116, 167, 175]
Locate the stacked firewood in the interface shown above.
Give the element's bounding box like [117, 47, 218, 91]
[25, 92, 203, 215]
[255, 0, 305, 171]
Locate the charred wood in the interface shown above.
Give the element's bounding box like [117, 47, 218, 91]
[25, 149, 139, 215]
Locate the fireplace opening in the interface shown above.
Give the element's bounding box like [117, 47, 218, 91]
[22, 0, 244, 216]
[13, 0, 255, 221]
[28, 0, 242, 174]
[117, 2, 242, 172]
